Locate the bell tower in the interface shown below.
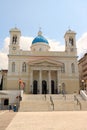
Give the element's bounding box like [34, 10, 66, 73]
[64, 29, 77, 55]
[9, 27, 21, 54]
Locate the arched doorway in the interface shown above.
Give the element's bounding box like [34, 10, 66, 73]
[3, 98, 9, 110]
[4, 99, 9, 105]
[33, 80, 38, 94]
[51, 80, 55, 94]
[42, 80, 47, 94]
[0, 76, 3, 90]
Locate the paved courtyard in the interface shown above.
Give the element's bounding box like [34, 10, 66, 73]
[0, 111, 87, 130]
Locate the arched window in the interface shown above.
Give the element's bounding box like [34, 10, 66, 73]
[12, 62, 15, 72]
[22, 62, 26, 72]
[61, 63, 65, 73]
[71, 63, 75, 73]
[12, 35, 17, 44]
[69, 38, 73, 46]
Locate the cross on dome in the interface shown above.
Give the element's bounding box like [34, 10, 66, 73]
[38, 27, 42, 36]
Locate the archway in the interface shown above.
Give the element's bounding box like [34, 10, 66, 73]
[0, 76, 3, 90]
[51, 80, 55, 94]
[33, 80, 38, 94]
[42, 80, 47, 94]
[4, 99, 9, 105]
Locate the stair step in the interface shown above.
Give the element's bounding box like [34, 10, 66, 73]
[19, 94, 87, 111]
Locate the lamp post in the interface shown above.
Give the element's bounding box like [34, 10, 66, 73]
[58, 84, 61, 94]
[62, 83, 65, 95]
[81, 80, 85, 90]
[86, 80, 87, 91]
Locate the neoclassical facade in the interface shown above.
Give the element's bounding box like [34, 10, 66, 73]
[6, 28, 79, 94]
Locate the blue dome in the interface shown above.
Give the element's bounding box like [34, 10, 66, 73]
[32, 31, 49, 44]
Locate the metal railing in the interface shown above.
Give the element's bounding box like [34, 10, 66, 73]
[50, 96, 54, 111]
[44, 94, 46, 101]
[74, 95, 81, 110]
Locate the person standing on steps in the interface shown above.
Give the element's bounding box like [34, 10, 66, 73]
[8, 104, 12, 111]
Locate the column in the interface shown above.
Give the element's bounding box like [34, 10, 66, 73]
[39, 70, 42, 94]
[48, 70, 51, 94]
[57, 70, 59, 93]
[57, 69, 61, 93]
[30, 70, 33, 93]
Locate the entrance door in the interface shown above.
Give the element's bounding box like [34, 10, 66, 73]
[42, 80, 47, 94]
[3, 99, 9, 110]
[51, 80, 55, 94]
[4, 99, 9, 105]
[33, 80, 38, 94]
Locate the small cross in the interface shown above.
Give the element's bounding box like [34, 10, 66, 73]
[39, 27, 42, 31]
[68, 26, 71, 31]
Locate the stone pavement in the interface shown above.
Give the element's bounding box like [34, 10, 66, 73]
[0, 111, 16, 130]
[1, 111, 86, 130]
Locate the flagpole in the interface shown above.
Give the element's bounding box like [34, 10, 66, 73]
[19, 79, 22, 90]
[18, 67, 21, 90]
[19, 81, 20, 90]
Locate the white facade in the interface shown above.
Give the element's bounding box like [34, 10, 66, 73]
[6, 28, 79, 94]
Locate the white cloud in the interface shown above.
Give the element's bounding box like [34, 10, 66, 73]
[77, 33, 87, 59]
[49, 39, 65, 51]
[0, 37, 9, 70]
[20, 36, 65, 51]
[0, 33, 87, 69]
[0, 52, 8, 70]
[20, 36, 33, 50]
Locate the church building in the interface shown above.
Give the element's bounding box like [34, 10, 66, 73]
[6, 28, 79, 94]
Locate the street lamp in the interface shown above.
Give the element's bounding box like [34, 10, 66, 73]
[81, 80, 85, 90]
[62, 83, 65, 95]
[58, 84, 61, 94]
[85, 81, 87, 91]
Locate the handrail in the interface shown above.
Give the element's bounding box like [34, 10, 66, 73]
[44, 94, 46, 101]
[74, 95, 81, 110]
[50, 96, 54, 110]
[80, 90, 87, 100]
[62, 93, 66, 100]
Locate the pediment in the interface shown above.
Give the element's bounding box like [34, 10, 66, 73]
[29, 58, 63, 67]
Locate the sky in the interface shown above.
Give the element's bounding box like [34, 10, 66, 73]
[0, 0, 87, 69]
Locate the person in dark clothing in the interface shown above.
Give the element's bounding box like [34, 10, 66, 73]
[13, 104, 17, 112]
[8, 104, 12, 111]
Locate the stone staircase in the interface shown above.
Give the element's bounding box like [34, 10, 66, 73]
[52, 94, 81, 111]
[19, 94, 87, 112]
[76, 94, 87, 111]
[19, 94, 51, 112]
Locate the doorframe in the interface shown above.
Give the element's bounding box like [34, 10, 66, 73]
[42, 80, 47, 94]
